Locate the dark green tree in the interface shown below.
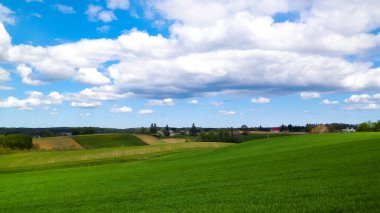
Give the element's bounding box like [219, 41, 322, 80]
[190, 123, 198, 136]
[241, 125, 249, 135]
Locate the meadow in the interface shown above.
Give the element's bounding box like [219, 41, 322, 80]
[0, 133, 379, 212]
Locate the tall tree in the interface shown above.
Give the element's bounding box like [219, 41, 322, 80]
[190, 123, 197, 136]
[164, 125, 170, 137]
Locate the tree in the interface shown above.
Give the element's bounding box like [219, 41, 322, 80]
[357, 121, 372, 132]
[241, 125, 249, 135]
[288, 124, 293, 132]
[190, 123, 198, 136]
[150, 123, 158, 134]
[164, 125, 170, 137]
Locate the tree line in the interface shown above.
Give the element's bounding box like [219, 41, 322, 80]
[356, 120, 380, 132]
[0, 134, 33, 150]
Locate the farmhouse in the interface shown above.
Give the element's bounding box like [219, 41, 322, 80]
[271, 128, 281, 133]
[342, 127, 356, 132]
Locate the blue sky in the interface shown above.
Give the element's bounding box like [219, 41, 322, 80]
[0, 0, 379, 128]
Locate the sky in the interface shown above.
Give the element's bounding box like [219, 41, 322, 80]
[0, 0, 380, 128]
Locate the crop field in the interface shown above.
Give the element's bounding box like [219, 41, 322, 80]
[0, 133, 379, 212]
[132, 134, 161, 145]
[72, 134, 147, 149]
[33, 137, 83, 150]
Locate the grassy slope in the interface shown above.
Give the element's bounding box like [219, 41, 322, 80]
[72, 134, 147, 149]
[0, 142, 230, 173]
[0, 133, 379, 212]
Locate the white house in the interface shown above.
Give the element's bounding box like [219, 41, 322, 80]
[342, 127, 356, 132]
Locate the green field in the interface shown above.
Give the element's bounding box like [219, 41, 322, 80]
[239, 133, 293, 142]
[72, 134, 147, 149]
[0, 133, 379, 212]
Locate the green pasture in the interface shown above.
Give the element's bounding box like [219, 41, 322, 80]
[0, 133, 379, 212]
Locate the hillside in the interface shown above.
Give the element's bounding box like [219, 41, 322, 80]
[72, 134, 147, 149]
[0, 133, 379, 212]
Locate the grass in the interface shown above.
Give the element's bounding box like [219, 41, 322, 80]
[0, 133, 379, 212]
[239, 133, 293, 142]
[72, 134, 147, 149]
[0, 142, 230, 173]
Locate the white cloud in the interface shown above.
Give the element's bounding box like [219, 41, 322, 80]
[210, 101, 224, 107]
[0, 67, 10, 81]
[344, 103, 380, 110]
[321, 99, 339, 105]
[73, 68, 111, 85]
[138, 109, 154, 114]
[147, 98, 175, 106]
[188, 99, 199, 104]
[110, 106, 133, 113]
[16, 64, 43, 85]
[0, 85, 13, 90]
[25, 0, 43, 2]
[54, 4, 76, 14]
[0, 4, 15, 25]
[0, 91, 63, 110]
[344, 93, 380, 110]
[251, 97, 270, 104]
[106, 0, 129, 10]
[68, 85, 134, 102]
[98, 10, 117, 23]
[344, 94, 372, 104]
[0, 1, 379, 100]
[85, 5, 117, 23]
[85, 5, 103, 22]
[300, 92, 321, 100]
[80, 113, 92, 117]
[97, 25, 111, 33]
[218, 110, 236, 115]
[70, 101, 101, 108]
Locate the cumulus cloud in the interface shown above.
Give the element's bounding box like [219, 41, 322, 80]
[138, 109, 154, 114]
[0, 0, 380, 101]
[0, 4, 15, 25]
[344, 94, 372, 103]
[54, 4, 76, 14]
[68, 85, 133, 102]
[218, 110, 236, 115]
[251, 97, 270, 104]
[147, 98, 175, 106]
[110, 106, 133, 113]
[344, 93, 380, 110]
[85, 5, 117, 23]
[73, 68, 111, 85]
[16, 64, 43, 85]
[70, 101, 101, 108]
[300, 92, 321, 100]
[0, 67, 10, 81]
[106, 0, 129, 10]
[188, 99, 199, 104]
[321, 99, 339, 105]
[0, 91, 63, 110]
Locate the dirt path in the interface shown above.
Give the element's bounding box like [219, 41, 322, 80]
[33, 137, 84, 150]
[133, 134, 161, 145]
